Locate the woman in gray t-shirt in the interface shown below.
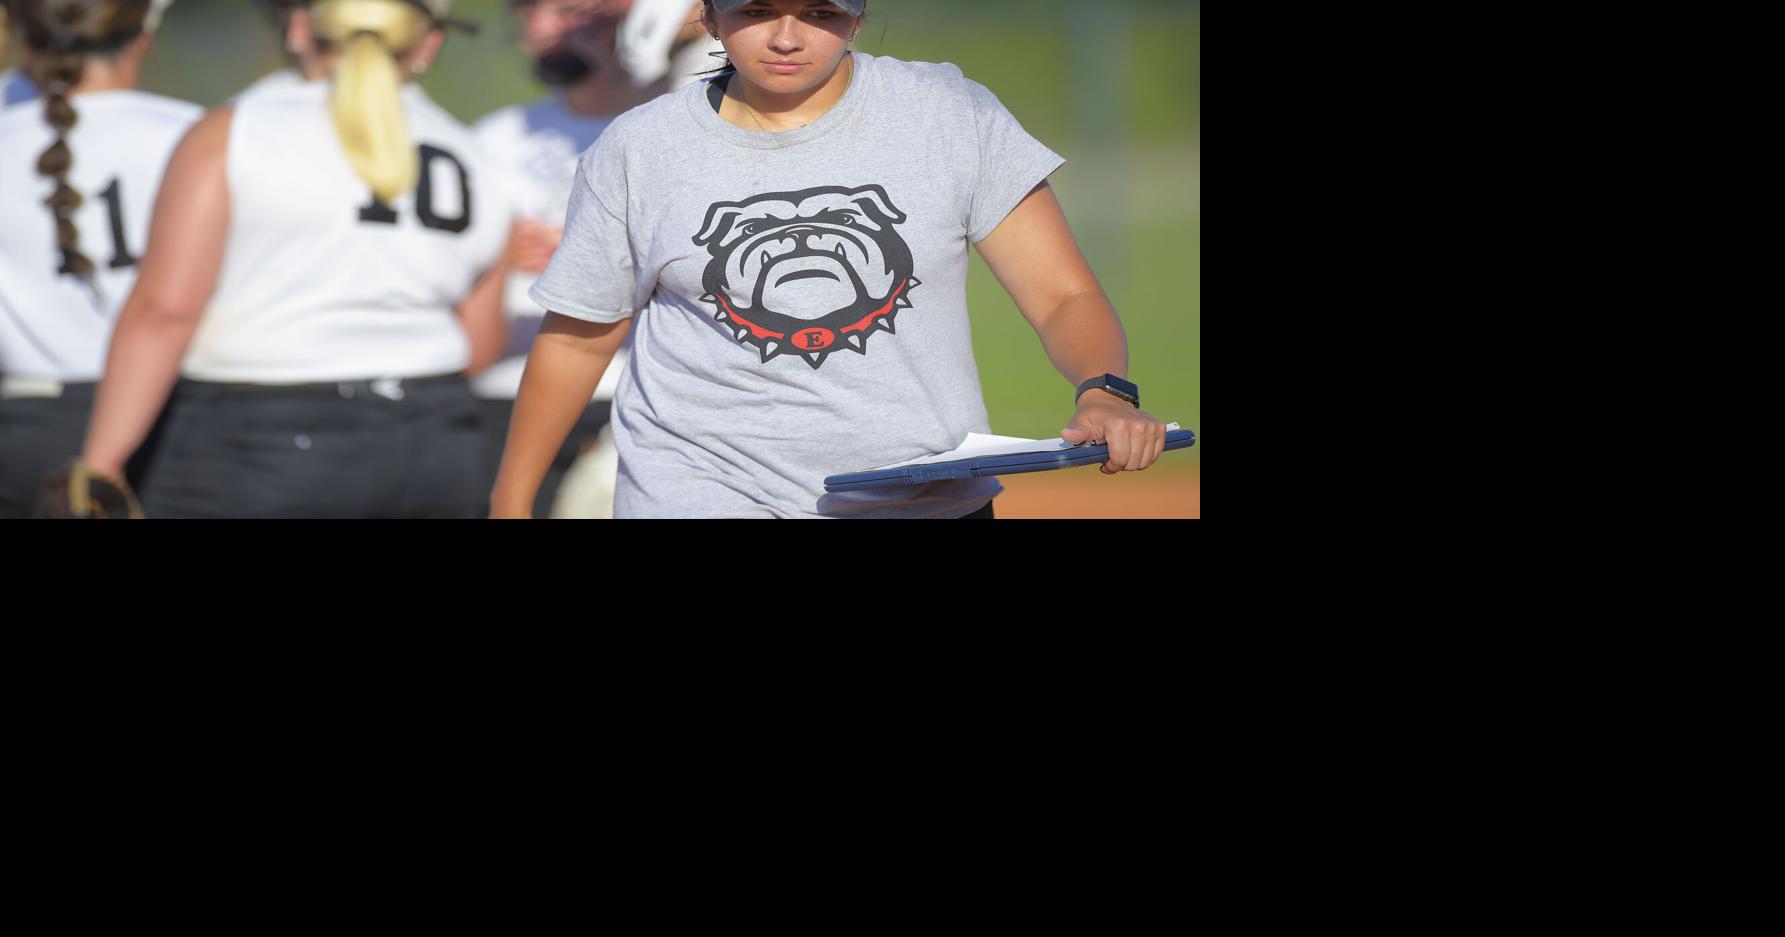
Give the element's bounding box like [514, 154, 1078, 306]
[492, 0, 1168, 519]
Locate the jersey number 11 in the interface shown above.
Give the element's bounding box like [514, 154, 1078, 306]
[57, 177, 137, 275]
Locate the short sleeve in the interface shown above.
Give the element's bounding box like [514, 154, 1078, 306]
[527, 149, 637, 323]
[964, 78, 1067, 243]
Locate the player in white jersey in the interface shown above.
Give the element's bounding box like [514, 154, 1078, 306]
[0, 0, 195, 518]
[77, 0, 514, 518]
[470, 0, 664, 518]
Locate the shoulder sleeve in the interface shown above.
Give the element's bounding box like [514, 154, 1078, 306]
[963, 77, 1066, 243]
[527, 137, 637, 323]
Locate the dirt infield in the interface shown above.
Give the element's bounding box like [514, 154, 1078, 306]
[992, 465, 1200, 518]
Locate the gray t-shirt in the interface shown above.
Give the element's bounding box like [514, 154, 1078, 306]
[530, 52, 1065, 518]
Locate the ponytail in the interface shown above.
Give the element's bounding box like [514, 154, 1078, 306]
[332, 28, 414, 203]
[312, 0, 432, 204]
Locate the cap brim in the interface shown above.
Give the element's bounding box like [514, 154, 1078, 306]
[714, 1, 864, 14]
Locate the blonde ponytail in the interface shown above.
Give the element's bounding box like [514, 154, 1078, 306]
[312, 0, 433, 204]
[332, 28, 414, 203]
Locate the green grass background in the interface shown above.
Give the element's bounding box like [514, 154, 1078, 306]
[119, 0, 1199, 460]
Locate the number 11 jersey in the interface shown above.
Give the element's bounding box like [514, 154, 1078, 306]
[0, 90, 201, 381]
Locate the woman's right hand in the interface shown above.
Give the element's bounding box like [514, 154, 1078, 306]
[510, 219, 565, 274]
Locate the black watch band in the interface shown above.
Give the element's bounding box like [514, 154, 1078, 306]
[1075, 374, 1140, 408]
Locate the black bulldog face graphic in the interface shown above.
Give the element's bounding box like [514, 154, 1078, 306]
[694, 184, 921, 368]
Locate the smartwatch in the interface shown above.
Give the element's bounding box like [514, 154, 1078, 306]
[1075, 374, 1140, 408]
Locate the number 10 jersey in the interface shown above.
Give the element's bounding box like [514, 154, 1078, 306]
[182, 78, 510, 384]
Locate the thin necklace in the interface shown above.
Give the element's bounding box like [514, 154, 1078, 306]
[735, 55, 852, 133]
[739, 92, 772, 133]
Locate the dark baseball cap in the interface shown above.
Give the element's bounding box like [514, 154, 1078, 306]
[711, 1, 866, 14]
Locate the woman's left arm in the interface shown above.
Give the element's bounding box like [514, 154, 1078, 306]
[974, 181, 1167, 473]
[82, 107, 233, 479]
[457, 228, 515, 376]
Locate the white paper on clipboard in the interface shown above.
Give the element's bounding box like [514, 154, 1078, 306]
[867, 422, 1183, 471]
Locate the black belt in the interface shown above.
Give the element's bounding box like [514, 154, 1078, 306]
[176, 373, 463, 401]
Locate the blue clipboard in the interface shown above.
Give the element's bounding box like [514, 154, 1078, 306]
[824, 428, 1196, 492]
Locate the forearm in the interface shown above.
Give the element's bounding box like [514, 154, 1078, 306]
[82, 302, 201, 478]
[490, 315, 629, 517]
[1034, 289, 1129, 388]
[459, 263, 511, 377]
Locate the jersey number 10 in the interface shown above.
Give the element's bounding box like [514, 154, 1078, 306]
[356, 144, 472, 233]
[55, 146, 473, 278]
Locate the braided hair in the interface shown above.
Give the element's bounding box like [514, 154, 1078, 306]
[15, 0, 153, 280]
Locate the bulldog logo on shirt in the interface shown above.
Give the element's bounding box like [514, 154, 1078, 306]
[694, 184, 921, 369]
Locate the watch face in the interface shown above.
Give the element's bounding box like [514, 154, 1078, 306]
[1079, 375, 1140, 406]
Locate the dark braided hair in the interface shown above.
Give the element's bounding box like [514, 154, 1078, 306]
[15, 0, 153, 279]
